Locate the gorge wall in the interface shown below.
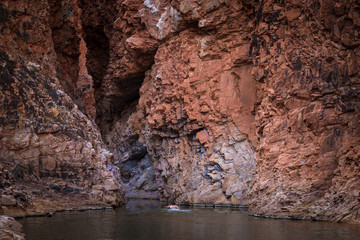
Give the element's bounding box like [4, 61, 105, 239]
[249, 0, 360, 222]
[0, 0, 124, 217]
[0, 0, 359, 224]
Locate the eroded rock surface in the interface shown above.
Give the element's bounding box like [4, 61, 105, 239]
[249, 0, 360, 222]
[0, 0, 124, 217]
[82, 0, 360, 222]
[106, 103, 159, 199]
[139, 27, 258, 205]
[83, 0, 259, 206]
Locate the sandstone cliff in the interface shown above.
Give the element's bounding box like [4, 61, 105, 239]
[0, 0, 359, 224]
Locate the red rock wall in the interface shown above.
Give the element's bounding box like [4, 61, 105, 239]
[139, 27, 258, 205]
[249, 0, 360, 222]
[49, 0, 96, 119]
[87, 0, 260, 206]
[0, 0, 124, 217]
[1, 0, 359, 223]
[83, 0, 359, 222]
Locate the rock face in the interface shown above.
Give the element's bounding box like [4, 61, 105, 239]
[139, 27, 258, 205]
[0, 0, 359, 225]
[0, 0, 124, 217]
[81, 0, 360, 223]
[249, 0, 360, 222]
[106, 103, 159, 199]
[82, 0, 259, 205]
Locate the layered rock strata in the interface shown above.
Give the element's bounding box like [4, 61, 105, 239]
[0, 0, 124, 217]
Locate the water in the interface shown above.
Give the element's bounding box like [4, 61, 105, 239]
[19, 200, 360, 240]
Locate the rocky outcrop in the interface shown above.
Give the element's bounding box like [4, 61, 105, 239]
[0, 0, 124, 217]
[0, 216, 25, 240]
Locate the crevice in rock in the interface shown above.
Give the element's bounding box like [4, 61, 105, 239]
[99, 72, 147, 132]
[78, 0, 117, 124]
[83, 26, 111, 124]
[48, 0, 96, 119]
[78, 0, 160, 200]
[48, 0, 80, 104]
[83, 27, 109, 91]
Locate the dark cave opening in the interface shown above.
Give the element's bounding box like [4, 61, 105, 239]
[82, 26, 109, 91]
[98, 72, 146, 132]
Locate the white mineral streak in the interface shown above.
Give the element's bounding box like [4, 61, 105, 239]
[144, 0, 159, 13]
[142, 0, 181, 40]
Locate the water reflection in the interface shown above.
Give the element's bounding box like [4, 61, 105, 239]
[20, 200, 360, 240]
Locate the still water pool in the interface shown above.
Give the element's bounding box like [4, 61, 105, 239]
[19, 200, 360, 240]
